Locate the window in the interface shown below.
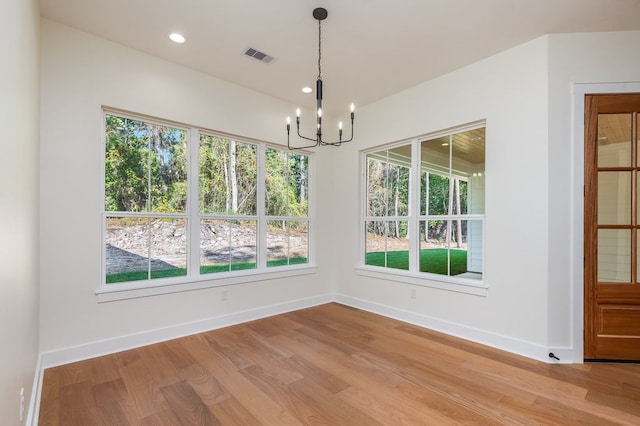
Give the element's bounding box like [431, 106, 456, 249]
[265, 148, 310, 267]
[363, 123, 485, 287]
[104, 115, 188, 283]
[199, 135, 258, 274]
[104, 111, 311, 287]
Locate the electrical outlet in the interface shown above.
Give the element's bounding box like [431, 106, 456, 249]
[410, 288, 417, 299]
[221, 289, 229, 301]
[19, 387, 24, 422]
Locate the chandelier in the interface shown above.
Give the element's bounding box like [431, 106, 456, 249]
[287, 8, 355, 149]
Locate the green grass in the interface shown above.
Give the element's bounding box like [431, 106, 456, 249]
[365, 248, 467, 276]
[106, 258, 309, 284]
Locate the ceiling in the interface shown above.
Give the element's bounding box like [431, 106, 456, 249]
[39, 0, 640, 117]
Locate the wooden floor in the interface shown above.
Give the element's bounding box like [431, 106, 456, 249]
[39, 303, 640, 425]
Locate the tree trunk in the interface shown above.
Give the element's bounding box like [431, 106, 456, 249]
[223, 152, 230, 212]
[299, 156, 306, 204]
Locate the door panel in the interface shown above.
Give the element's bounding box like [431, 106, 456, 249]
[585, 93, 640, 361]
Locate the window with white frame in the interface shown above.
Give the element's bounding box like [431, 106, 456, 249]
[104, 111, 310, 286]
[363, 123, 485, 283]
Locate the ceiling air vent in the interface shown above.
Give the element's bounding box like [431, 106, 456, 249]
[243, 47, 275, 64]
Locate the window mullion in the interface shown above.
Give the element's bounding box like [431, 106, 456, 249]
[409, 139, 421, 272]
[257, 143, 267, 269]
[188, 128, 200, 277]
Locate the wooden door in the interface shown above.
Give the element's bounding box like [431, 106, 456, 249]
[585, 93, 640, 360]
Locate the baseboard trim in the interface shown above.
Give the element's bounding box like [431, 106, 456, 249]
[40, 292, 574, 370]
[40, 293, 332, 369]
[25, 355, 43, 426]
[334, 294, 556, 363]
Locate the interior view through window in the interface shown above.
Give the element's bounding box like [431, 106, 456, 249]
[364, 126, 485, 281]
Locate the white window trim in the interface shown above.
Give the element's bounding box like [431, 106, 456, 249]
[99, 108, 315, 302]
[358, 120, 487, 296]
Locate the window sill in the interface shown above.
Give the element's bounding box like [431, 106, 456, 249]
[96, 265, 318, 303]
[355, 265, 488, 296]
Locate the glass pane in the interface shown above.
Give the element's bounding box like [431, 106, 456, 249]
[420, 219, 482, 279]
[465, 220, 483, 279]
[468, 173, 485, 214]
[364, 220, 408, 270]
[598, 229, 631, 283]
[365, 221, 389, 267]
[421, 220, 450, 275]
[149, 126, 188, 213]
[148, 218, 187, 279]
[105, 217, 150, 283]
[200, 219, 257, 274]
[104, 115, 149, 212]
[265, 149, 309, 218]
[266, 220, 309, 267]
[425, 172, 450, 215]
[366, 147, 410, 217]
[421, 128, 485, 216]
[288, 153, 309, 217]
[421, 136, 451, 215]
[598, 171, 631, 225]
[426, 219, 449, 248]
[200, 136, 257, 215]
[106, 217, 186, 283]
[598, 114, 631, 167]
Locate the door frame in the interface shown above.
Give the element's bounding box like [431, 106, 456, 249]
[571, 81, 640, 363]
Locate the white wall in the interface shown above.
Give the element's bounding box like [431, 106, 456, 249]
[39, 20, 334, 357]
[547, 30, 640, 356]
[332, 36, 552, 360]
[0, 0, 40, 422]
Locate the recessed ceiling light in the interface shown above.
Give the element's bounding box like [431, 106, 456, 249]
[302, 87, 312, 94]
[169, 33, 185, 44]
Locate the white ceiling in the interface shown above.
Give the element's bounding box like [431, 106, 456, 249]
[39, 0, 640, 116]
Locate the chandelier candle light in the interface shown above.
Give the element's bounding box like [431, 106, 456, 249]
[287, 7, 355, 149]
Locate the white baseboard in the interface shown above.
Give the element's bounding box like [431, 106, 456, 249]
[40, 293, 332, 369]
[334, 293, 565, 363]
[25, 356, 43, 426]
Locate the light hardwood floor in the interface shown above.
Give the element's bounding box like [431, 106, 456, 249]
[39, 303, 640, 425]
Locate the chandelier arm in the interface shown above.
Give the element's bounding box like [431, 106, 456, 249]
[296, 127, 321, 143]
[288, 130, 318, 149]
[317, 117, 355, 146]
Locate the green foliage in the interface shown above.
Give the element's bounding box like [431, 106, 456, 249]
[365, 248, 467, 275]
[199, 136, 258, 215]
[365, 153, 410, 238]
[265, 148, 308, 218]
[104, 115, 187, 213]
[420, 173, 467, 216]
